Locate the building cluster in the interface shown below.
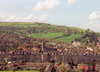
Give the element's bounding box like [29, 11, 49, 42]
[0, 42, 100, 71]
[1, 33, 100, 71]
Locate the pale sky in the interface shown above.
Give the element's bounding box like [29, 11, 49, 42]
[0, 0, 100, 32]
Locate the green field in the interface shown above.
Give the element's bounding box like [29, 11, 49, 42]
[0, 22, 57, 27]
[55, 34, 83, 43]
[28, 32, 63, 39]
[0, 22, 40, 27]
[0, 22, 88, 43]
[0, 71, 38, 72]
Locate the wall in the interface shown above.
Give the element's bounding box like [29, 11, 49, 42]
[0, 53, 100, 64]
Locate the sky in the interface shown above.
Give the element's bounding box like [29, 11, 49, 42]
[0, 0, 100, 32]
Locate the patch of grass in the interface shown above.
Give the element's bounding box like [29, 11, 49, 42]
[0, 22, 58, 28]
[55, 34, 83, 43]
[0, 22, 40, 27]
[11, 23, 40, 27]
[0, 22, 14, 26]
[55, 27, 67, 30]
[29, 32, 63, 39]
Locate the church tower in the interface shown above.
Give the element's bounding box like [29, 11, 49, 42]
[42, 42, 45, 51]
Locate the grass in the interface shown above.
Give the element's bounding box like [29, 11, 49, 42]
[0, 22, 87, 43]
[0, 22, 13, 26]
[0, 22, 40, 27]
[29, 32, 83, 43]
[55, 27, 67, 30]
[68, 27, 86, 32]
[0, 22, 57, 28]
[55, 34, 83, 43]
[0, 71, 39, 72]
[29, 32, 63, 39]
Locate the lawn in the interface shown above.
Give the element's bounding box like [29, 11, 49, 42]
[0, 71, 38, 72]
[55, 34, 83, 43]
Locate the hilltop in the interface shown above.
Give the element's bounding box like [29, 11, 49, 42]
[0, 22, 99, 44]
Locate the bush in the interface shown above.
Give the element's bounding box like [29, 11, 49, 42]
[65, 69, 72, 72]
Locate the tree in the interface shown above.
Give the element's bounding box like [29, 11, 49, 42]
[81, 31, 84, 33]
[87, 28, 90, 31]
[74, 32, 77, 34]
[85, 30, 87, 33]
[17, 47, 23, 50]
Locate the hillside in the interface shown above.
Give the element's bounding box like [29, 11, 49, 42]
[0, 22, 98, 43]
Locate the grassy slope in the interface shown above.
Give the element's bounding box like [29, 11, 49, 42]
[0, 22, 57, 27]
[69, 27, 86, 32]
[55, 34, 83, 43]
[28, 32, 63, 39]
[0, 22, 86, 43]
